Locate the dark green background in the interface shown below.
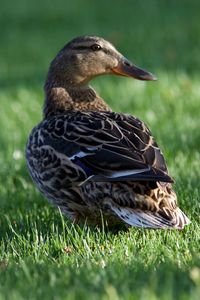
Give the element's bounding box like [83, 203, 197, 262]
[1, 0, 200, 88]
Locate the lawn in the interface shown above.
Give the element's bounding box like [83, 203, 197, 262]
[0, 0, 200, 299]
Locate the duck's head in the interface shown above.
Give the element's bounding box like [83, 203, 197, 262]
[48, 35, 156, 87]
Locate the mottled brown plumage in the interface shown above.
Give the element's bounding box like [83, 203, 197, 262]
[26, 35, 190, 229]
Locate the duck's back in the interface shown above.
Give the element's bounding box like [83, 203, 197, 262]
[26, 111, 171, 184]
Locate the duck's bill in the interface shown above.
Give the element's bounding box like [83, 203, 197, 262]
[112, 58, 157, 81]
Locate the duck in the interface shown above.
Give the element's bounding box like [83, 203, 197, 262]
[26, 35, 190, 229]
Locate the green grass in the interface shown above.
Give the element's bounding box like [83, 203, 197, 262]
[0, 0, 200, 299]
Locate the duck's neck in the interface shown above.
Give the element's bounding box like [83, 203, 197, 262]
[43, 79, 111, 118]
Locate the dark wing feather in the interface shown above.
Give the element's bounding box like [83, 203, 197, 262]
[41, 111, 173, 183]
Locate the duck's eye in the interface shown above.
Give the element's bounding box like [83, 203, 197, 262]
[91, 44, 102, 51]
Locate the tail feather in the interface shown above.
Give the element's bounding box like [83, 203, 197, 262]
[110, 204, 191, 229]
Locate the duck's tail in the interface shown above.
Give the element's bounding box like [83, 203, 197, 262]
[110, 204, 191, 229]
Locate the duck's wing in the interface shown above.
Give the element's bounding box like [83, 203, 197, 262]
[41, 111, 173, 184]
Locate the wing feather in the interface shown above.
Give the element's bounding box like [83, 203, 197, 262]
[41, 111, 173, 183]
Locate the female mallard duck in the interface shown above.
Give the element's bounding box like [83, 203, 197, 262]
[26, 35, 190, 229]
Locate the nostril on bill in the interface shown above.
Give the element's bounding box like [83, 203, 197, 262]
[123, 60, 131, 67]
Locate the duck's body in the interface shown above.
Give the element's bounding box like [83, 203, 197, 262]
[26, 36, 190, 229]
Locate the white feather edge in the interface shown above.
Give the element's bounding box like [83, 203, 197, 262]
[110, 204, 191, 229]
